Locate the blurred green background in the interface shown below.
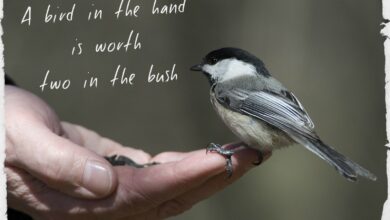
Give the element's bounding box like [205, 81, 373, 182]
[3, 0, 386, 219]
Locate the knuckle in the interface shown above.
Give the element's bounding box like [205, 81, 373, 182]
[133, 149, 152, 160]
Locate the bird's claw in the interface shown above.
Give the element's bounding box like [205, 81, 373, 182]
[206, 143, 235, 156]
[206, 143, 235, 178]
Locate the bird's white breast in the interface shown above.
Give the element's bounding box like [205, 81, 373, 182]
[210, 92, 293, 151]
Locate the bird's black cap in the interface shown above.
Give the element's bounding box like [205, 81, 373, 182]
[191, 47, 271, 77]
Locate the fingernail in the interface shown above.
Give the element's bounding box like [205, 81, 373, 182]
[83, 160, 113, 197]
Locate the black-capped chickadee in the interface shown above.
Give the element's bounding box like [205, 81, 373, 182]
[191, 47, 376, 181]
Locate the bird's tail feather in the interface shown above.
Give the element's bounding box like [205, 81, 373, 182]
[299, 138, 376, 181]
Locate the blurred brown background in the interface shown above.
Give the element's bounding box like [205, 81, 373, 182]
[3, 0, 385, 219]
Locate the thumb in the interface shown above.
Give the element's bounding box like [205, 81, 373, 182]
[8, 125, 118, 199]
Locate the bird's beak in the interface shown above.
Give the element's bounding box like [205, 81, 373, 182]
[190, 64, 203, 72]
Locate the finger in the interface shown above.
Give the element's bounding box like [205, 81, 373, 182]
[150, 143, 254, 164]
[61, 122, 152, 164]
[151, 150, 207, 163]
[131, 147, 270, 219]
[165, 149, 272, 211]
[7, 125, 118, 199]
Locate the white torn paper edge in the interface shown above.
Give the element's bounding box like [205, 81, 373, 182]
[0, 1, 385, 220]
[383, 1, 390, 219]
[0, 0, 5, 218]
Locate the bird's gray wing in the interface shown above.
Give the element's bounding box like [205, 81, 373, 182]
[215, 87, 316, 139]
[280, 90, 314, 129]
[214, 86, 376, 181]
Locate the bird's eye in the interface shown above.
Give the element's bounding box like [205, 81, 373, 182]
[209, 57, 218, 65]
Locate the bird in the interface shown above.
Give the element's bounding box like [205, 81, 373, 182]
[190, 47, 376, 182]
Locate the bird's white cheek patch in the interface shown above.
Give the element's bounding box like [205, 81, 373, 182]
[218, 59, 257, 82]
[202, 59, 257, 82]
[202, 64, 225, 81]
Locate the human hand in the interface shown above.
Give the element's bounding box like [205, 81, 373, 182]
[5, 86, 271, 219]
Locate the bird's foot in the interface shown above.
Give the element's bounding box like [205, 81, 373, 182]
[105, 155, 159, 168]
[206, 143, 236, 178]
[206, 143, 270, 177]
[213, 142, 265, 166]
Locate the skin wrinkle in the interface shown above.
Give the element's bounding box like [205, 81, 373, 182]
[7, 169, 32, 204]
[72, 125, 88, 147]
[6, 167, 50, 216]
[131, 168, 164, 210]
[168, 155, 222, 197]
[78, 127, 100, 149]
[62, 123, 84, 146]
[54, 192, 100, 217]
[107, 169, 159, 219]
[12, 123, 45, 167]
[6, 123, 28, 166]
[53, 149, 71, 185]
[5, 134, 17, 163]
[41, 144, 68, 187]
[132, 190, 197, 219]
[132, 169, 163, 210]
[66, 148, 85, 189]
[135, 153, 252, 220]
[157, 199, 191, 218]
[76, 126, 110, 155]
[14, 165, 110, 220]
